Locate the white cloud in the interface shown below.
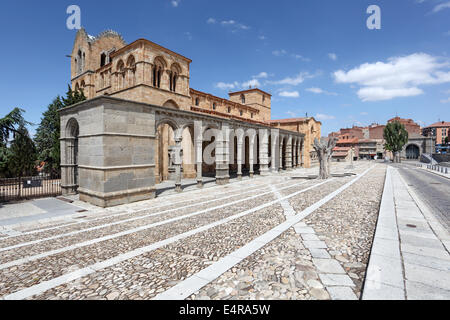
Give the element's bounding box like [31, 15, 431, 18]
[286, 111, 298, 117]
[210, 19, 250, 32]
[279, 91, 300, 98]
[184, 32, 192, 40]
[315, 113, 335, 120]
[432, 1, 450, 13]
[215, 82, 238, 90]
[207, 18, 216, 24]
[253, 72, 268, 79]
[328, 53, 337, 61]
[242, 79, 261, 88]
[441, 97, 450, 103]
[272, 49, 287, 57]
[269, 72, 313, 86]
[292, 54, 311, 62]
[360, 112, 369, 116]
[334, 53, 450, 101]
[306, 87, 338, 96]
[171, 0, 181, 7]
[258, 35, 267, 40]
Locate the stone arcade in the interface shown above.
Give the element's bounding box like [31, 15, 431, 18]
[61, 28, 311, 207]
[60, 96, 304, 207]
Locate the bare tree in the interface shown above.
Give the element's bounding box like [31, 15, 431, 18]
[312, 137, 338, 179]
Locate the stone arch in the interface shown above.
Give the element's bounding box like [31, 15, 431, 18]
[152, 56, 167, 88]
[155, 117, 179, 183]
[64, 118, 80, 193]
[163, 99, 179, 109]
[169, 63, 182, 92]
[126, 55, 136, 87]
[116, 60, 125, 89]
[405, 143, 420, 160]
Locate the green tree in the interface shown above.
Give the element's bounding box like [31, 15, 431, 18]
[34, 97, 64, 175]
[34, 86, 86, 175]
[0, 108, 29, 144]
[384, 121, 409, 163]
[0, 144, 12, 178]
[62, 85, 86, 107]
[8, 125, 37, 178]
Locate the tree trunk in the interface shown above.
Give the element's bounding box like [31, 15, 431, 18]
[313, 138, 337, 180]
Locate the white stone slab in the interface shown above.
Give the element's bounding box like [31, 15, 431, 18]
[301, 234, 320, 241]
[406, 280, 450, 300]
[319, 274, 355, 287]
[362, 280, 405, 300]
[309, 249, 331, 259]
[304, 240, 328, 249]
[326, 286, 357, 300]
[313, 258, 345, 274]
[365, 253, 404, 289]
[404, 263, 450, 291]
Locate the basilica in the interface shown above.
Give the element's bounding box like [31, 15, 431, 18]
[61, 29, 321, 207]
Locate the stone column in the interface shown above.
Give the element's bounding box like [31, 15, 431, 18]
[237, 134, 243, 180]
[194, 121, 203, 188]
[279, 135, 284, 171]
[174, 135, 183, 193]
[259, 129, 270, 175]
[300, 139, 305, 167]
[215, 123, 230, 185]
[286, 136, 293, 170]
[249, 133, 255, 178]
[271, 129, 279, 173]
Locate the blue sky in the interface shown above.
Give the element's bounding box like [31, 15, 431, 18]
[0, 0, 449, 136]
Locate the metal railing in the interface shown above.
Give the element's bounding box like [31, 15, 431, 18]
[0, 174, 62, 203]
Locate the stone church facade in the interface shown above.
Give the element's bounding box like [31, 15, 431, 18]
[61, 29, 320, 207]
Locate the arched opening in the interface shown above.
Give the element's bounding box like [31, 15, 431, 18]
[152, 56, 166, 89]
[64, 118, 79, 194]
[100, 53, 107, 67]
[406, 144, 420, 160]
[163, 100, 179, 109]
[181, 125, 196, 179]
[281, 137, 287, 169]
[244, 136, 250, 175]
[241, 94, 245, 104]
[155, 121, 177, 183]
[126, 55, 136, 87]
[116, 60, 125, 90]
[170, 63, 181, 92]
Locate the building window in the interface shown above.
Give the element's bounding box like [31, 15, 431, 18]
[100, 53, 107, 67]
[262, 95, 265, 103]
[195, 98, 199, 106]
[240, 94, 245, 104]
[213, 103, 216, 110]
[228, 107, 231, 113]
[251, 113, 254, 119]
[240, 110, 243, 116]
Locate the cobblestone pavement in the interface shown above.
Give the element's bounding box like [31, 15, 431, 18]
[0, 162, 385, 300]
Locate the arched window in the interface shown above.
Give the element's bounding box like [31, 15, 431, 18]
[251, 113, 254, 119]
[213, 103, 216, 110]
[126, 55, 136, 87]
[169, 63, 181, 92]
[100, 53, 107, 67]
[117, 60, 125, 89]
[195, 98, 199, 106]
[241, 94, 245, 104]
[240, 110, 243, 116]
[77, 50, 83, 74]
[228, 107, 231, 113]
[153, 57, 166, 89]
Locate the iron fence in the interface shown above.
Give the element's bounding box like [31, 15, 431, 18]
[0, 174, 62, 203]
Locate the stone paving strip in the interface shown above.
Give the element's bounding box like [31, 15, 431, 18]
[27, 175, 359, 300]
[0, 180, 310, 264]
[1, 177, 289, 239]
[153, 165, 375, 300]
[363, 166, 450, 300]
[304, 165, 386, 298]
[1, 178, 333, 299]
[30, 204, 286, 300]
[0, 179, 297, 250]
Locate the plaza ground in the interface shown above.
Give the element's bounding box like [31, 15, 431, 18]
[0, 161, 448, 300]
